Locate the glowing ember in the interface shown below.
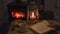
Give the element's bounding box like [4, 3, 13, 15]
[12, 11, 25, 19]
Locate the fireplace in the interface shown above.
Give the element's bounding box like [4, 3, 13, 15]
[7, 0, 27, 22]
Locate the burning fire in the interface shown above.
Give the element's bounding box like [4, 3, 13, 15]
[12, 11, 25, 19]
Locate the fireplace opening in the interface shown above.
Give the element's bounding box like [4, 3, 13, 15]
[11, 10, 25, 19]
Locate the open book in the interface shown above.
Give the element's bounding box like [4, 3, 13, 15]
[29, 20, 54, 34]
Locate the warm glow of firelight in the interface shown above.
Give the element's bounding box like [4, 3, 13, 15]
[12, 11, 25, 19]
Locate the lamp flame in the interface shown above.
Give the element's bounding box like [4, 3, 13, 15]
[32, 12, 35, 17]
[30, 12, 36, 19]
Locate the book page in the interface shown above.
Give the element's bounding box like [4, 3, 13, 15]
[30, 20, 54, 34]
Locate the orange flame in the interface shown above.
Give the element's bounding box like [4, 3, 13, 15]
[29, 12, 36, 19]
[12, 11, 25, 19]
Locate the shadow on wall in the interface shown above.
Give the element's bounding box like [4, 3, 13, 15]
[39, 10, 54, 20]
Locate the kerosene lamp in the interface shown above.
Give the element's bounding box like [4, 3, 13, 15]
[27, 3, 39, 25]
[28, 5, 39, 20]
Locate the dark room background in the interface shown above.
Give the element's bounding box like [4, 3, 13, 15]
[0, 0, 60, 34]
